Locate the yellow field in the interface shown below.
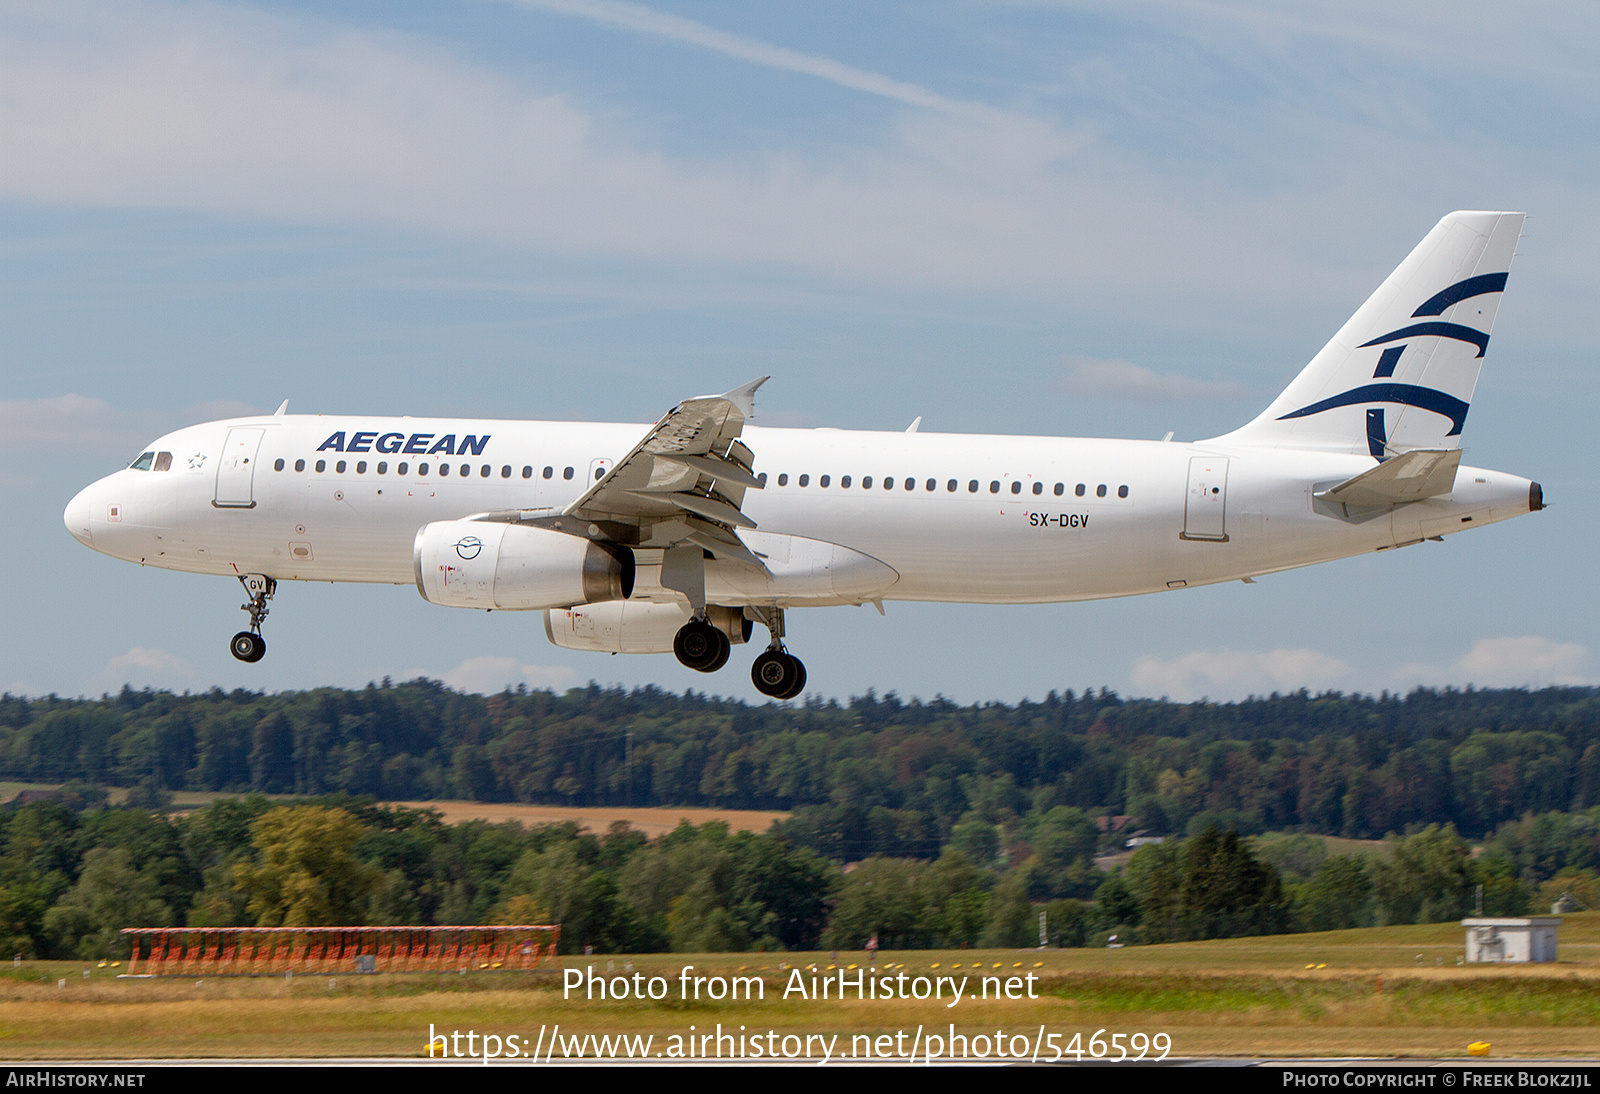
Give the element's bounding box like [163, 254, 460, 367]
[385, 800, 790, 837]
[6, 914, 1600, 1061]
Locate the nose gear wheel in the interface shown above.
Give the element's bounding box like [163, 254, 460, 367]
[230, 574, 276, 663]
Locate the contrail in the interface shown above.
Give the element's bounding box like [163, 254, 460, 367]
[503, 0, 977, 114]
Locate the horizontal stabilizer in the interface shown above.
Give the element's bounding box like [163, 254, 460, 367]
[1314, 449, 1461, 508]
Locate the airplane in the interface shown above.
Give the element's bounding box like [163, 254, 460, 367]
[64, 211, 1542, 699]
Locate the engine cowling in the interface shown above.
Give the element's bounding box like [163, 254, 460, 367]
[414, 521, 633, 610]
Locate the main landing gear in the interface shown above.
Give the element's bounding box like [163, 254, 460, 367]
[230, 573, 275, 663]
[670, 606, 806, 699]
[672, 617, 731, 673]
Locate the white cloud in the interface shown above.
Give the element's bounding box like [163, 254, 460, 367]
[0, 394, 262, 459]
[1397, 636, 1591, 690]
[0, 394, 120, 453]
[432, 655, 579, 695]
[1056, 356, 1248, 402]
[1130, 647, 1350, 701]
[0, 1, 1351, 301]
[100, 646, 194, 689]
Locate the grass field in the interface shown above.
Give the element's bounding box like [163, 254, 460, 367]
[5, 914, 1600, 1061]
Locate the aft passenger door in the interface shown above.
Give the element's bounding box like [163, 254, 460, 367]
[214, 428, 265, 509]
[1181, 456, 1229, 542]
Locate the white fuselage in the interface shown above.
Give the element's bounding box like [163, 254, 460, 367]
[64, 413, 1537, 609]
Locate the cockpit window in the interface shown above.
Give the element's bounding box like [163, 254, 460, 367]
[130, 452, 155, 471]
[152, 452, 172, 472]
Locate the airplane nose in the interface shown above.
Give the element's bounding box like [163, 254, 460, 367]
[64, 487, 93, 547]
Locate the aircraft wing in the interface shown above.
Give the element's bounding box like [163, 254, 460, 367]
[562, 377, 770, 567]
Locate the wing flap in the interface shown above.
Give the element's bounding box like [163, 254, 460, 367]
[562, 377, 769, 549]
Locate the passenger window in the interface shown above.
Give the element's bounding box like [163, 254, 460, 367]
[398, 462, 409, 474]
[1075, 483, 1085, 497]
[153, 452, 172, 472]
[356, 462, 366, 474]
[1010, 481, 1021, 495]
[377, 462, 387, 474]
[483, 465, 492, 478]
[883, 477, 893, 490]
[841, 475, 852, 488]
[968, 480, 978, 493]
[419, 463, 430, 475]
[594, 467, 604, 480]
[862, 476, 873, 489]
[989, 481, 999, 493]
[130, 452, 154, 471]
[501, 466, 512, 478]
[521, 466, 532, 479]
[274, 459, 285, 472]
[315, 459, 326, 473]
[778, 473, 789, 486]
[563, 467, 574, 480]
[926, 479, 936, 491]
[799, 474, 810, 486]
[439, 463, 450, 476]
[1054, 483, 1063, 496]
[1032, 482, 1042, 495]
[947, 479, 957, 492]
[904, 478, 914, 491]
[543, 466, 553, 479]
[459, 464, 469, 477]
[1097, 484, 1107, 497]
[1118, 485, 1129, 498]
[335, 460, 346, 474]
[820, 474, 830, 487]
[758, 472, 767, 486]
[295, 459, 306, 472]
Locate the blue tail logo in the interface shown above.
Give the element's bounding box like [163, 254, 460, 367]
[1276, 274, 1504, 453]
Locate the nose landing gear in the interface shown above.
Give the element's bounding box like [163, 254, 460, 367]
[230, 573, 275, 663]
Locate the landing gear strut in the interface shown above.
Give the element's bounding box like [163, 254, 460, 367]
[749, 607, 806, 699]
[673, 617, 730, 673]
[230, 573, 275, 663]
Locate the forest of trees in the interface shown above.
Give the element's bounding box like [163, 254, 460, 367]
[3, 680, 1600, 960]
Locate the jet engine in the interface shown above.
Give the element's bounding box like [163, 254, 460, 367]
[546, 601, 750, 654]
[414, 521, 633, 610]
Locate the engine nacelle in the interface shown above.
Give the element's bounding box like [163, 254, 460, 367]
[414, 521, 633, 610]
[546, 601, 750, 654]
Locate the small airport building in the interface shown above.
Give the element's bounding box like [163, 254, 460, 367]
[1461, 917, 1562, 963]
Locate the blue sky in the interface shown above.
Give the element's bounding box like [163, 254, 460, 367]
[4, 0, 1596, 703]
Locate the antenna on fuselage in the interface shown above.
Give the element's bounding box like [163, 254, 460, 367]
[274, 400, 289, 416]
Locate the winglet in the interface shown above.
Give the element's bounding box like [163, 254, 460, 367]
[906, 416, 922, 433]
[274, 399, 289, 417]
[719, 376, 769, 419]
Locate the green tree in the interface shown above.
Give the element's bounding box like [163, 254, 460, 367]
[233, 807, 378, 926]
[1294, 855, 1375, 932]
[1373, 824, 1473, 925]
[43, 847, 172, 959]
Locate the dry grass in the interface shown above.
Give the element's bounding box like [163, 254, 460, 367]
[7, 914, 1600, 1060]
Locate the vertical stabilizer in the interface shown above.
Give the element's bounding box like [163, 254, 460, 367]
[1215, 211, 1525, 455]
